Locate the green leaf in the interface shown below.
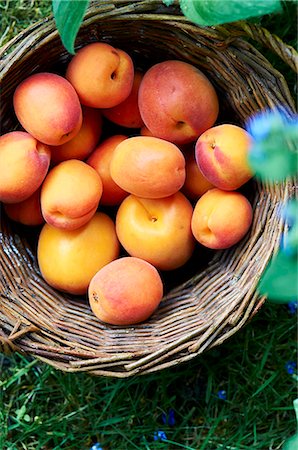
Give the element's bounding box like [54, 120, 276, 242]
[258, 251, 298, 303]
[282, 200, 298, 256]
[52, 0, 89, 54]
[249, 145, 298, 181]
[179, 0, 282, 27]
[283, 433, 298, 450]
[246, 110, 298, 183]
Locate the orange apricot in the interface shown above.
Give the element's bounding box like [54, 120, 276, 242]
[0, 131, 51, 204]
[37, 212, 120, 295]
[191, 188, 253, 249]
[88, 256, 163, 325]
[86, 135, 129, 206]
[102, 70, 144, 128]
[110, 136, 186, 199]
[182, 149, 215, 200]
[13, 72, 82, 146]
[138, 60, 219, 145]
[66, 42, 134, 108]
[50, 106, 102, 164]
[4, 187, 44, 226]
[195, 124, 254, 190]
[40, 159, 103, 230]
[115, 192, 195, 271]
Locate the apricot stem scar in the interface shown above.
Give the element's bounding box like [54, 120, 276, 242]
[92, 292, 99, 302]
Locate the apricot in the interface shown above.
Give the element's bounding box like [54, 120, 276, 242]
[66, 42, 134, 108]
[4, 187, 44, 226]
[40, 159, 103, 230]
[37, 212, 120, 295]
[110, 136, 186, 199]
[0, 131, 51, 204]
[182, 149, 215, 200]
[140, 125, 154, 137]
[88, 256, 163, 325]
[116, 192, 195, 271]
[102, 70, 144, 128]
[195, 124, 254, 190]
[191, 188, 253, 249]
[138, 60, 219, 145]
[86, 135, 128, 206]
[50, 106, 102, 164]
[13, 72, 82, 146]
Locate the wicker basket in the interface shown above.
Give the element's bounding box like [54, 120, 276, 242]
[0, 0, 297, 378]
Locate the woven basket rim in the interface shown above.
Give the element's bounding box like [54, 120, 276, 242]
[0, 0, 297, 377]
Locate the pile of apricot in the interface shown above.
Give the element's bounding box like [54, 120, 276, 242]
[0, 42, 254, 325]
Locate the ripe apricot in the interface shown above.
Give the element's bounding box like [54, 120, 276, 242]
[116, 192, 195, 270]
[0, 131, 51, 204]
[13, 72, 82, 146]
[140, 125, 155, 137]
[4, 187, 44, 226]
[182, 149, 215, 200]
[138, 60, 219, 145]
[102, 70, 144, 128]
[87, 135, 129, 206]
[195, 124, 254, 190]
[110, 136, 186, 199]
[50, 106, 102, 164]
[37, 212, 120, 295]
[40, 159, 103, 230]
[66, 42, 134, 108]
[191, 188, 253, 249]
[88, 256, 163, 325]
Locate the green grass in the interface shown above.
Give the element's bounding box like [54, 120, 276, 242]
[0, 1, 297, 449]
[0, 303, 297, 449]
[0, 0, 52, 47]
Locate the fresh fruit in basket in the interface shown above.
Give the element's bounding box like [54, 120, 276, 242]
[110, 136, 186, 199]
[191, 188, 253, 249]
[13, 72, 83, 146]
[138, 60, 219, 145]
[65, 42, 134, 108]
[88, 256, 164, 325]
[115, 191, 196, 271]
[0, 131, 51, 203]
[102, 70, 144, 128]
[40, 159, 103, 231]
[3, 187, 44, 226]
[37, 212, 120, 295]
[86, 134, 129, 206]
[182, 148, 215, 200]
[195, 123, 254, 190]
[0, 41, 256, 325]
[50, 106, 103, 164]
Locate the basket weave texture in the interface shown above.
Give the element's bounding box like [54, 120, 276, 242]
[0, 0, 297, 377]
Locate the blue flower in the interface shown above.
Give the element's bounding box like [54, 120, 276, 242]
[153, 430, 167, 441]
[90, 444, 103, 450]
[217, 390, 227, 400]
[246, 110, 273, 140]
[245, 108, 298, 182]
[285, 361, 297, 375]
[288, 301, 298, 314]
[246, 108, 297, 142]
[161, 408, 175, 426]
